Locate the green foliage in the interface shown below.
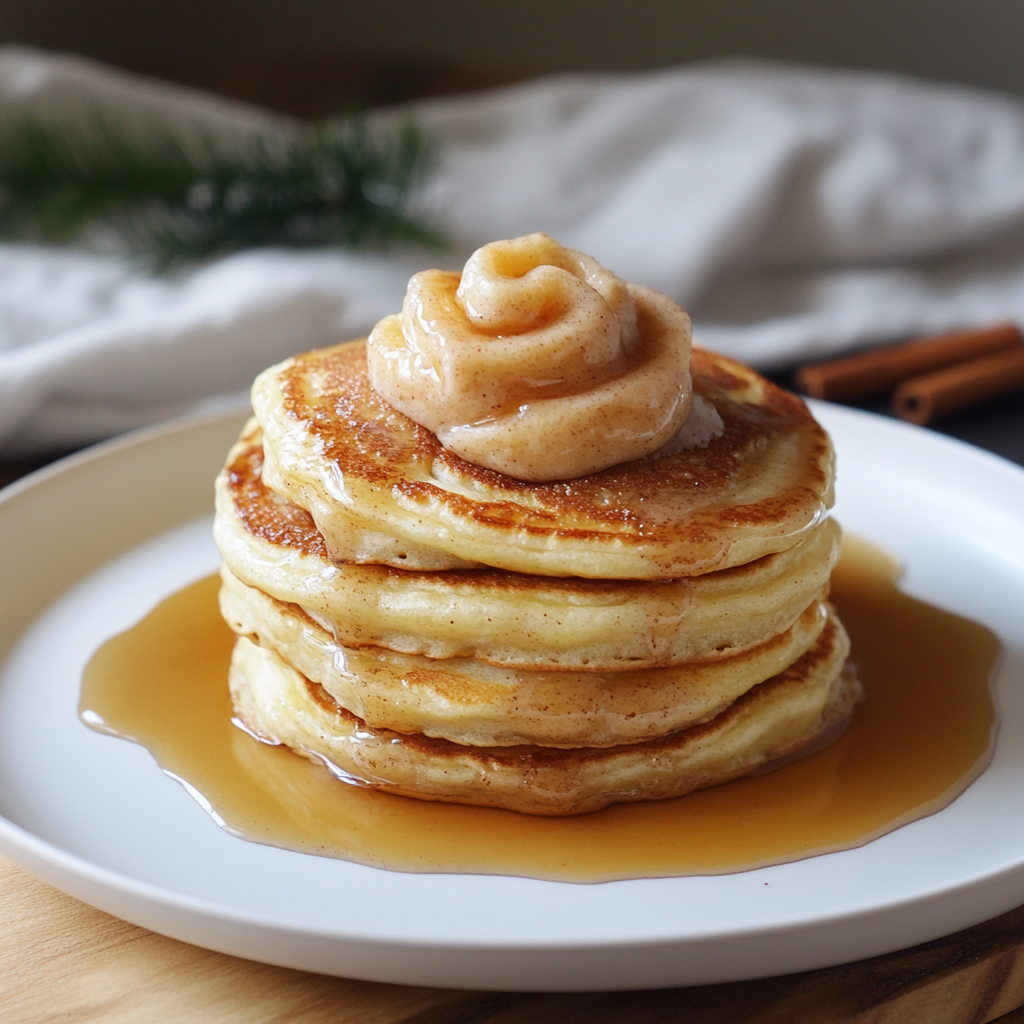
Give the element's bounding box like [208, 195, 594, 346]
[0, 113, 443, 269]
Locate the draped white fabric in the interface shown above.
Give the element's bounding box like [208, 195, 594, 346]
[2, 46, 1024, 455]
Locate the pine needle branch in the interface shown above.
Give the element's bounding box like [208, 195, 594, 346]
[0, 112, 444, 269]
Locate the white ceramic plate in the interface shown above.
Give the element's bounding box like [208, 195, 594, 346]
[1, 405, 1023, 992]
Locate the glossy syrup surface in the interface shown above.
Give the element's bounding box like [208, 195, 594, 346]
[80, 536, 999, 882]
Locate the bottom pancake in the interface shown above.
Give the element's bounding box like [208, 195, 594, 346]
[229, 616, 858, 816]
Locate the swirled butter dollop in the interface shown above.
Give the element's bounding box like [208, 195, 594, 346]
[367, 233, 693, 481]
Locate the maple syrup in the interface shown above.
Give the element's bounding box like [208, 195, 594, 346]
[80, 535, 999, 882]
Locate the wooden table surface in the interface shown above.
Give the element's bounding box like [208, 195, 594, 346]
[5, 852, 1024, 1024]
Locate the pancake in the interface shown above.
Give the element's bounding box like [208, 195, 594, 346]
[215, 423, 842, 669]
[228, 613, 857, 816]
[220, 566, 832, 748]
[252, 344, 835, 579]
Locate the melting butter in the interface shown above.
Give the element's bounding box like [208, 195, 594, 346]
[367, 233, 694, 481]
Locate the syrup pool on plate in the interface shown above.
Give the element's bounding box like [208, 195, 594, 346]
[80, 535, 999, 883]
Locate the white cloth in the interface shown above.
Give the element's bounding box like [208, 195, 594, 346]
[2, 46, 1024, 456]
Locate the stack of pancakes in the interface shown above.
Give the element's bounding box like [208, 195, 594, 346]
[214, 343, 859, 816]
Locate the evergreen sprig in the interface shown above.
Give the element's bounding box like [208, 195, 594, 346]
[0, 113, 443, 269]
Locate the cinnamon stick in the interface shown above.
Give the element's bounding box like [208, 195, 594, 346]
[893, 346, 1024, 425]
[795, 323, 1024, 402]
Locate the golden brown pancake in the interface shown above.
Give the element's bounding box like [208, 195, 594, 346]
[220, 566, 832, 748]
[229, 613, 857, 816]
[215, 423, 841, 669]
[252, 343, 835, 579]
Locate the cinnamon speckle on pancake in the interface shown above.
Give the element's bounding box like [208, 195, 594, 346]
[225, 424, 328, 559]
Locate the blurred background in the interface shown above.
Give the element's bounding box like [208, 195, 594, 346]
[2, 0, 1022, 116]
[0, 0, 1022, 481]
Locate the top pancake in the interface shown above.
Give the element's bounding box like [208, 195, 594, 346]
[253, 342, 834, 579]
